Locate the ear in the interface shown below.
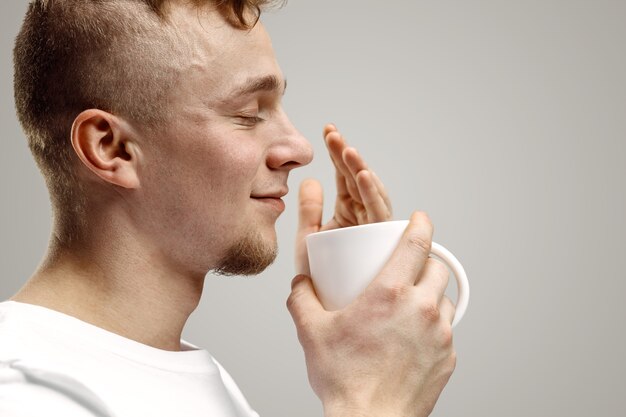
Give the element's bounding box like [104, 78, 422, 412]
[70, 109, 141, 189]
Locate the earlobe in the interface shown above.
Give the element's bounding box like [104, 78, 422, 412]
[71, 109, 141, 189]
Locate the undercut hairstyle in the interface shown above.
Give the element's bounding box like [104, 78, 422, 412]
[13, 0, 281, 244]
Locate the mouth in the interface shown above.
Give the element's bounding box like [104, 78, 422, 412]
[250, 188, 288, 213]
[251, 196, 286, 212]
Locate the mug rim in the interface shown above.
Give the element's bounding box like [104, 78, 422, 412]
[306, 219, 409, 240]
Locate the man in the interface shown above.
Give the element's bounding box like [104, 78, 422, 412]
[0, 1, 457, 416]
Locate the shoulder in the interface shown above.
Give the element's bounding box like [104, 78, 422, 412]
[0, 383, 98, 417]
[0, 360, 108, 417]
[211, 357, 260, 417]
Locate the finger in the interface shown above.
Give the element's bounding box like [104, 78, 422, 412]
[375, 211, 434, 287]
[355, 170, 391, 222]
[334, 166, 350, 199]
[297, 179, 323, 234]
[343, 147, 382, 210]
[343, 148, 392, 219]
[295, 180, 324, 275]
[342, 146, 368, 177]
[371, 171, 392, 215]
[326, 131, 361, 203]
[439, 295, 456, 326]
[286, 275, 326, 326]
[414, 258, 450, 304]
[323, 123, 337, 137]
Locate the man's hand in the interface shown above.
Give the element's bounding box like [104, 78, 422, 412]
[295, 124, 392, 275]
[288, 212, 457, 417]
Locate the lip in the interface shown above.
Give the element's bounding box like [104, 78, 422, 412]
[250, 188, 289, 199]
[250, 187, 288, 213]
[251, 196, 286, 212]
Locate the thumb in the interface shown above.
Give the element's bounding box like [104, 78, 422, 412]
[297, 178, 323, 235]
[286, 275, 325, 327]
[295, 179, 324, 275]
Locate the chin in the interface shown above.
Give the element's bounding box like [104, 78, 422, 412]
[212, 225, 278, 276]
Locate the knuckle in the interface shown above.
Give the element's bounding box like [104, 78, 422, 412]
[377, 282, 411, 304]
[440, 324, 454, 348]
[286, 287, 304, 315]
[285, 292, 297, 313]
[287, 298, 317, 341]
[418, 300, 441, 322]
[405, 232, 432, 256]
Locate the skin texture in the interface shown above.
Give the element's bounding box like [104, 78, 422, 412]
[290, 212, 457, 417]
[11, 3, 457, 416]
[291, 128, 457, 417]
[12, 5, 313, 352]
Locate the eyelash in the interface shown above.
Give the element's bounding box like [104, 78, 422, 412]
[235, 115, 265, 127]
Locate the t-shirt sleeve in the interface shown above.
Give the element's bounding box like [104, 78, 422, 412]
[212, 358, 260, 417]
[0, 383, 98, 417]
[0, 360, 104, 417]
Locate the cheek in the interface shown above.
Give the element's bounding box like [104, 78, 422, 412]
[135, 131, 267, 271]
[200, 146, 263, 204]
[147, 123, 265, 224]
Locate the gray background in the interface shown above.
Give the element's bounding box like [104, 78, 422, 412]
[1, 1, 625, 416]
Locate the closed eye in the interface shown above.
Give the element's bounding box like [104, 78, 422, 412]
[233, 115, 265, 127]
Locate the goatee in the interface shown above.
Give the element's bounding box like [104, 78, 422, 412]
[212, 228, 278, 276]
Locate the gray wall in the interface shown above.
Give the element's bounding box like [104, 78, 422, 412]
[2, 1, 625, 416]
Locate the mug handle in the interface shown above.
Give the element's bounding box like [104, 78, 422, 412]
[430, 242, 470, 328]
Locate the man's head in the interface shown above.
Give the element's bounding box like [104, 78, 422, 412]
[13, 0, 313, 276]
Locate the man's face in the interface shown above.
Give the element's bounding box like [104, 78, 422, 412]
[135, 6, 313, 276]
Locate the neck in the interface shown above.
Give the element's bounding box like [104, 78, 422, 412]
[11, 230, 206, 352]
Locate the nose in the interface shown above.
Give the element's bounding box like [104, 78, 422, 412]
[266, 110, 314, 171]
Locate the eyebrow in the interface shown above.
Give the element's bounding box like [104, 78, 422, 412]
[228, 75, 287, 99]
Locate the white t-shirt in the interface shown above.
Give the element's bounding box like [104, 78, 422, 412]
[0, 300, 259, 417]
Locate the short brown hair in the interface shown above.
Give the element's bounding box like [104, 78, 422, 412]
[13, 0, 280, 244]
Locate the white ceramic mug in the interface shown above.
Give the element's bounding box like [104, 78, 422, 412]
[306, 220, 470, 327]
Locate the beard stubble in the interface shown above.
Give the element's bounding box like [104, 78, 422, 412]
[212, 227, 278, 276]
